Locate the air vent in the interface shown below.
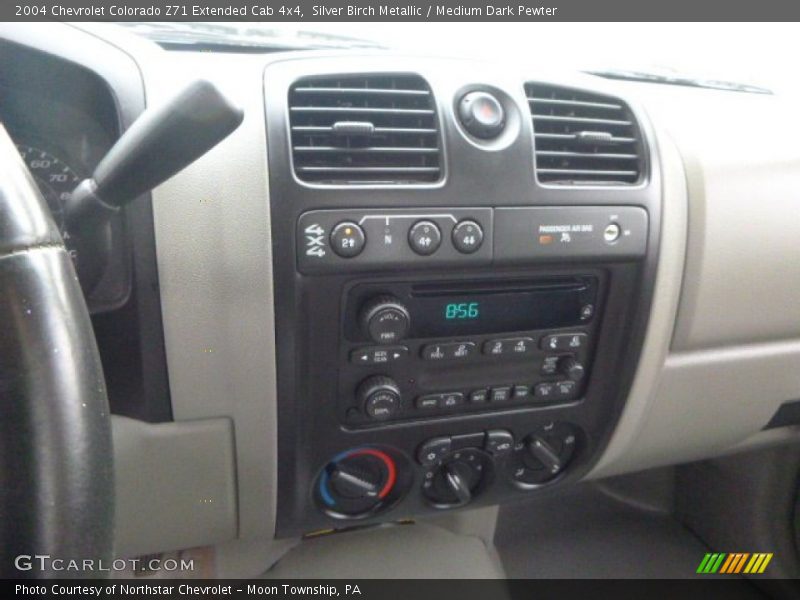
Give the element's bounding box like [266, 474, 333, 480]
[288, 74, 442, 185]
[526, 83, 644, 185]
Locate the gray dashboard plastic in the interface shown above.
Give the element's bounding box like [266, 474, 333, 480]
[22, 24, 800, 566]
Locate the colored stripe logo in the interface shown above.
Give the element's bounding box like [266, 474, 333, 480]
[697, 553, 773, 574]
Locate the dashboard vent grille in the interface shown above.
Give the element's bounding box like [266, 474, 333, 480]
[288, 74, 442, 185]
[526, 83, 644, 185]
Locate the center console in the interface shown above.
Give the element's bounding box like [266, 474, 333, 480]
[265, 57, 661, 537]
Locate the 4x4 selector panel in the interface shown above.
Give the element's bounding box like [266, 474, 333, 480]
[297, 206, 647, 274]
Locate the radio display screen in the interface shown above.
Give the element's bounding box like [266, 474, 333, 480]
[410, 286, 588, 338]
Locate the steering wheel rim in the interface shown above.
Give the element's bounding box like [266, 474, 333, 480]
[0, 124, 114, 577]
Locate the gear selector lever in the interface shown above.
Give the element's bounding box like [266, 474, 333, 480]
[65, 80, 244, 290]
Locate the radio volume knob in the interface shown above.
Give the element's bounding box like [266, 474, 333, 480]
[357, 376, 402, 421]
[360, 296, 411, 344]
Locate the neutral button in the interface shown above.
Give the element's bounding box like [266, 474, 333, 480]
[330, 221, 366, 258]
[452, 220, 484, 254]
[490, 386, 511, 402]
[408, 220, 442, 256]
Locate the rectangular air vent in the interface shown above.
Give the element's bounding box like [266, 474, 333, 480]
[526, 83, 644, 185]
[288, 74, 442, 185]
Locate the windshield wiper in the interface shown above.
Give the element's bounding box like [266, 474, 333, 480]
[587, 68, 772, 95]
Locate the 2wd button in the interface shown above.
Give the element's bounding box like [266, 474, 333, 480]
[330, 221, 365, 258]
[408, 220, 442, 256]
[452, 220, 484, 254]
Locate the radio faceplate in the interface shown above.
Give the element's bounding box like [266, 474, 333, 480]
[340, 276, 602, 426]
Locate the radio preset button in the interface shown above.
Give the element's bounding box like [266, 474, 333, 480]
[350, 346, 408, 365]
[540, 333, 587, 352]
[483, 337, 535, 357]
[421, 341, 476, 361]
[408, 220, 442, 256]
[490, 386, 511, 402]
[534, 382, 556, 399]
[330, 221, 366, 258]
[441, 392, 465, 409]
[555, 380, 577, 398]
[469, 389, 489, 404]
[416, 394, 442, 410]
[452, 220, 484, 254]
[513, 385, 531, 400]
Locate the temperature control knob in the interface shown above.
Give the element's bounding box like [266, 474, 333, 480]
[317, 446, 410, 518]
[357, 376, 401, 421]
[359, 296, 411, 344]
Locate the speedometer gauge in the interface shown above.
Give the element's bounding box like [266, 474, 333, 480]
[16, 144, 83, 265]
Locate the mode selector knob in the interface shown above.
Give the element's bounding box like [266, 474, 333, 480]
[360, 296, 411, 344]
[357, 376, 402, 421]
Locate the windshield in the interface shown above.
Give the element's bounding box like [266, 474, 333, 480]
[119, 22, 800, 97]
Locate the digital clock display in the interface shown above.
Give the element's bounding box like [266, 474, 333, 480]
[444, 302, 480, 320]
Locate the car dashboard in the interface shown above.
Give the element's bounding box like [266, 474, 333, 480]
[2, 22, 800, 567]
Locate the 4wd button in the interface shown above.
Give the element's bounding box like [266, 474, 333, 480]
[408, 220, 442, 256]
[452, 220, 484, 254]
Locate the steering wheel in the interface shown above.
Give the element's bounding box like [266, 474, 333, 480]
[0, 124, 114, 577]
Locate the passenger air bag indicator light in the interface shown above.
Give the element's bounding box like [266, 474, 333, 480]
[539, 234, 554, 245]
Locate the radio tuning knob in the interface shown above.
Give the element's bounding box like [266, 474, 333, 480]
[558, 356, 586, 382]
[357, 376, 402, 421]
[359, 296, 411, 344]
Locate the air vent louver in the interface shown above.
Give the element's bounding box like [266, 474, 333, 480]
[289, 74, 442, 185]
[526, 83, 644, 185]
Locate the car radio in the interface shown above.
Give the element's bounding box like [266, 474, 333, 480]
[338, 276, 601, 425]
[264, 61, 661, 537]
